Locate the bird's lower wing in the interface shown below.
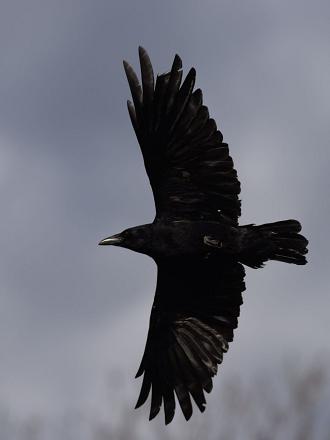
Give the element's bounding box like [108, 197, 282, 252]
[135, 257, 245, 424]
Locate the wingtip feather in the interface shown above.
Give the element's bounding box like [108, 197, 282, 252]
[173, 54, 183, 70]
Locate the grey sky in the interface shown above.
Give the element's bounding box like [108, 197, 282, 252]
[0, 0, 329, 431]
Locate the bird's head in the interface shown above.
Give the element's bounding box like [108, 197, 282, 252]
[98, 224, 153, 255]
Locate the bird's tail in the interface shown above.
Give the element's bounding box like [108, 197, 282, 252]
[239, 220, 308, 268]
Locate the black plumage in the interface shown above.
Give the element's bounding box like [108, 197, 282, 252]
[99, 47, 308, 424]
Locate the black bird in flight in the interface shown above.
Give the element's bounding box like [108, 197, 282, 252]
[99, 47, 308, 424]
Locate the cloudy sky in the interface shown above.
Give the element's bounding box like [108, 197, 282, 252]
[0, 0, 329, 433]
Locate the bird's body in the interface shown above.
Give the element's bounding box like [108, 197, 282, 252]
[107, 220, 236, 257]
[102, 219, 307, 265]
[151, 219, 239, 258]
[99, 47, 308, 424]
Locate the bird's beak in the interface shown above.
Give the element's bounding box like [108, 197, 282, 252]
[98, 234, 123, 246]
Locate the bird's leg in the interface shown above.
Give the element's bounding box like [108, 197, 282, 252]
[203, 235, 223, 248]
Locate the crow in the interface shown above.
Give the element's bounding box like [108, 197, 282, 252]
[99, 47, 308, 424]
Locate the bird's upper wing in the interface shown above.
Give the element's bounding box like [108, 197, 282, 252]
[135, 256, 245, 424]
[124, 47, 241, 225]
